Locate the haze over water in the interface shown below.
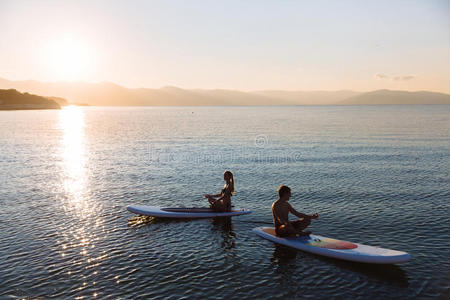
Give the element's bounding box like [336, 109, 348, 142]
[1, 105, 449, 299]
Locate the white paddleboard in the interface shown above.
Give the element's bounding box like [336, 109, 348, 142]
[253, 227, 410, 264]
[127, 205, 252, 218]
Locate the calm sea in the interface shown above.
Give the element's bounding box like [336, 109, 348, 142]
[0, 106, 449, 299]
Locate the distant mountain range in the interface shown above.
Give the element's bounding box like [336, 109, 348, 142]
[338, 89, 450, 105]
[1, 77, 449, 106]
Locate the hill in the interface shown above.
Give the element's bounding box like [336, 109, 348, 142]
[339, 89, 450, 105]
[47, 96, 68, 106]
[0, 89, 61, 110]
[251, 90, 360, 105]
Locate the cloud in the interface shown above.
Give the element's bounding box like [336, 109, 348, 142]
[374, 74, 416, 81]
[392, 75, 415, 81]
[374, 73, 389, 80]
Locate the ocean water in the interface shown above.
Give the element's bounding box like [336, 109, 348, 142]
[0, 105, 449, 299]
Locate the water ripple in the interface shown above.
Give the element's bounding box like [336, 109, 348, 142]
[1, 106, 449, 299]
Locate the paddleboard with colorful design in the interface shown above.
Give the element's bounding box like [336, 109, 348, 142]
[253, 227, 410, 264]
[127, 205, 251, 218]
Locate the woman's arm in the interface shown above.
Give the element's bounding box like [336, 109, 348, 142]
[205, 192, 222, 198]
[214, 195, 225, 202]
[205, 194, 224, 204]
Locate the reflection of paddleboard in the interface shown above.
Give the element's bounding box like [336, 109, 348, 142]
[253, 227, 411, 264]
[127, 205, 251, 218]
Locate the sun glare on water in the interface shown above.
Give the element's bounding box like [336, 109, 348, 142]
[46, 37, 93, 81]
[59, 106, 87, 205]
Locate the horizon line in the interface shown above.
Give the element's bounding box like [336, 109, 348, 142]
[2, 76, 450, 95]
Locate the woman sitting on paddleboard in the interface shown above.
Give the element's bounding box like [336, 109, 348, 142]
[204, 171, 235, 212]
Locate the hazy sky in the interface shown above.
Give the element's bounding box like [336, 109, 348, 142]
[1, 0, 449, 92]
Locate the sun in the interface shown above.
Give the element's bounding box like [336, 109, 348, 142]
[46, 37, 92, 81]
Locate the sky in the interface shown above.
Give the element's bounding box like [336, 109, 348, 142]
[0, 0, 449, 92]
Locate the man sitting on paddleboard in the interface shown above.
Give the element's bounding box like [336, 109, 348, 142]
[272, 185, 319, 237]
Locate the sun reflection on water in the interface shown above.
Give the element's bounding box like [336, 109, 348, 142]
[58, 106, 107, 295]
[59, 105, 87, 205]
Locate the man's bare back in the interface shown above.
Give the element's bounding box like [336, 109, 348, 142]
[272, 200, 291, 229]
